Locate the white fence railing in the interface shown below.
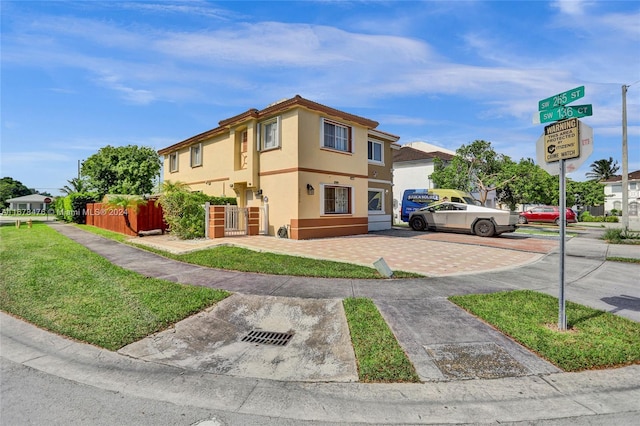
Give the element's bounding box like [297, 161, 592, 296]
[225, 206, 248, 236]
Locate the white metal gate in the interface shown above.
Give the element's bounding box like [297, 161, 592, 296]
[225, 206, 248, 236]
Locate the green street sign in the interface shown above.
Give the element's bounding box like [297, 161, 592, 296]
[538, 86, 585, 111]
[537, 104, 592, 124]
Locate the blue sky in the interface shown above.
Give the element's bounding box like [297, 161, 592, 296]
[2, 0, 639, 195]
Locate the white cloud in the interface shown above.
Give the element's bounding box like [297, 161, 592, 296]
[551, 0, 592, 16]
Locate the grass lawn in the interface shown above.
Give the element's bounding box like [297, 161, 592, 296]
[1, 223, 419, 383]
[78, 224, 424, 279]
[449, 290, 640, 372]
[343, 298, 420, 382]
[0, 222, 230, 350]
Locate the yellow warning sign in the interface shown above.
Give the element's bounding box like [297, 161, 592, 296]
[544, 118, 580, 162]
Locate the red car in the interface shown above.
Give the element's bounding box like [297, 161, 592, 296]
[518, 206, 577, 225]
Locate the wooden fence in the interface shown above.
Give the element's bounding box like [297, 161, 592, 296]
[86, 200, 167, 237]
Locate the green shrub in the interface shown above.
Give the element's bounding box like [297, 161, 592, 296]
[54, 193, 99, 223]
[610, 209, 619, 216]
[155, 181, 237, 240]
[579, 211, 593, 222]
[580, 211, 610, 222]
[603, 228, 640, 243]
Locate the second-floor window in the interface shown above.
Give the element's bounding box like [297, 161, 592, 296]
[169, 152, 178, 172]
[260, 117, 280, 150]
[368, 140, 383, 163]
[190, 143, 202, 167]
[321, 118, 352, 153]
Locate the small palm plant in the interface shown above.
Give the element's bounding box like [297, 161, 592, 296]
[102, 194, 147, 231]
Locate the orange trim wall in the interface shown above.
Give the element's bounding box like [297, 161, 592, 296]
[290, 217, 368, 240]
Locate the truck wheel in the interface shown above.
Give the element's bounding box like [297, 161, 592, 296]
[410, 216, 426, 231]
[474, 219, 495, 237]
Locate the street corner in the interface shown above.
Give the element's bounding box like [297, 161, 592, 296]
[119, 293, 358, 382]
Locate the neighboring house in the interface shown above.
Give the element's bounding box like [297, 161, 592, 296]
[4, 194, 51, 212]
[158, 95, 400, 239]
[602, 169, 640, 217]
[404, 141, 456, 156]
[391, 145, 454, 223]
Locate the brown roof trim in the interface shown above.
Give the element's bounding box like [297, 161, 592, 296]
[158, 126, 226, 155]
[602, 169, 640, 182]
[266, 95, 379, 128]
[393, 146, 455, 163]
[368, 128, 400, 142]
[159, 95, 380, 155]
[218, 108, 259, 127]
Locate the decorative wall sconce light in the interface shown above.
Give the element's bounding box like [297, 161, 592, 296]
[306, 184, 315, 195]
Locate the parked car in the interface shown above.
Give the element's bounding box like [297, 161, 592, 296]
[518, 206, 577, 225]
[408, 201, 519, 237]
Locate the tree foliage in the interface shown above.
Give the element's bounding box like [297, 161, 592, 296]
[586, 157, 619, 181]
[81, 145, 161, 197]
[431, 140, 517, 206]
[60, 177, 92, 195]
[496, 159, 557, 210]
[0, 177, 32, 208]
[568, 180, 605, 207]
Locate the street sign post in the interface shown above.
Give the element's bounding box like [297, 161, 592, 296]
[538, 86, 585, 111]
[535, 85, 592, 331]
[44, 197, 52, 220]
[534, 104, 593, 124]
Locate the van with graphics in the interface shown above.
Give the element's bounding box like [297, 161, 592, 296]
[400, 189, 478, 222]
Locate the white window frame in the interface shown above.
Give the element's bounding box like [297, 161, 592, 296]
[368, 189, 384, 213]
[320, 118, 352, 153]
[259, 116, 281, 151]
[169, 152, 179, 173]
[321, 184, 353, 215]
[190, 143, 202, 168]
[368, 140, 383, 164]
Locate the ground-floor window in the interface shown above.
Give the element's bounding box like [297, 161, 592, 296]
[323, 185, 352, 214]
[368, 189, 384, 213]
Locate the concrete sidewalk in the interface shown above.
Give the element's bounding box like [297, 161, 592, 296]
[2, 222, 639, 424]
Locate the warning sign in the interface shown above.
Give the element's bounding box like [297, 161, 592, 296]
[544, 118, 580, 162]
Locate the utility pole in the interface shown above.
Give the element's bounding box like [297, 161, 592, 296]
[622, 85, 628, 231]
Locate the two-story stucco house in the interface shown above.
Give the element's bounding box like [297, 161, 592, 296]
[602, 169, 640, 217]
[157, 95, 399, 239]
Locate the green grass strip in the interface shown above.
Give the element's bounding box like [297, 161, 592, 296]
[78, 224, 424, 279]
[343, 298, 420, 382]
[0, 222, 230, 350]
[606, 257, 640, 264]
[449, 290, 640, 371]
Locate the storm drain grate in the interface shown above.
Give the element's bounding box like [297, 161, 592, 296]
[241, 330, 293, 346]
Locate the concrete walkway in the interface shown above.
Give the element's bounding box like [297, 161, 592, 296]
[2, 223, 639, 424]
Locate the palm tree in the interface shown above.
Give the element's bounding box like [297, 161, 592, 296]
[60, 177, 91, 195]
[586, 157, 619, 181]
